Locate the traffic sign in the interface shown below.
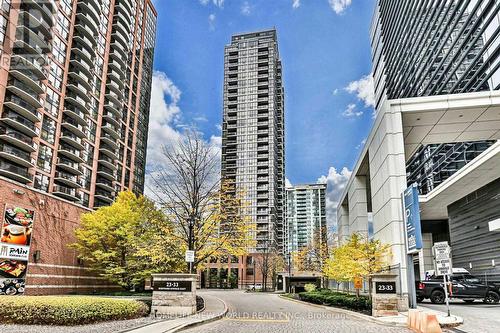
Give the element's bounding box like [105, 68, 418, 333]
[433, 242, 452, 276]
[354, 277, 363, 289]
[185, 250, 195, 263]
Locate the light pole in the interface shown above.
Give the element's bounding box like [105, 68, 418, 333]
[287, 253, 292, 293]
[188, 215, 194, 274]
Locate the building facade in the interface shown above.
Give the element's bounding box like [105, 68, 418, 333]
[0, 0, 157, 295]
[221, 29, 285, 253]
[337, 0, 500, 307]
[284, 183, 327, 255]
[205, 29, 285, 289]
[0, 0, 157, 209]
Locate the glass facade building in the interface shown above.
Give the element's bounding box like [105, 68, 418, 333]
[371, 0, 500, 193]
[0, 0, 157, 208]
[221, 29, 285, 253]
[284, 184, 327, 255]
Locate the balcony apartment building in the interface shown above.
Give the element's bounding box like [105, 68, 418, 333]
[201, 29, 285, 289]
[284, 183, 327, 256]
[0, 0, 157, 294]
[337, 0, 500, 310]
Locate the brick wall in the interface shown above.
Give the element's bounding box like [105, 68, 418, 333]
[0, 177, 120, 295]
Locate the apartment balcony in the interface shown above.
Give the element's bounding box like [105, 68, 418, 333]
[94, 189, 115, 204]
[0, 159, 32, 184]
[97, 165, 117, 181]
[67, 83, 91, 103]
[62, 116, 86, 138]
[77, 1, 100, 26]
[0, 143, 35, 168]
[21, 0, 56, 25]
[52, 185, 80, 202]
[100, 134, 119, 151]
[59, 130, 84, 150]
[6, 78, 43, 109]
[106, 80, 123, 97]
[108, 59, 126, 77]
[65, 92, 88, 111]
[54, 171, 81, 188]
[76, 11, 99, 35]
[71, 44, 95, 65]
[9, 70, 44, 100]
[109, 51, 127, 69]
[111, 31, 129, 52]
[64, 108, 88, 127]
[0, 127, 36, 152]
[0, 111, 39, 137]
[112, 14, 131, 36]
[10, 54, 47, 79]
[69, 55, 92, 77]
[115, 1, 133, 18]
[58, 143, 84, 163]
[15, 25, 50, 53]
[105, 90, 123, 106]
[18, 9, 52, 41]
[74, 24, 98, 47]
[56, 157, 82, 175]
[110, 41, 128, 60]
[96, 177, 115, 192]
[102, 111, 120, 127]
[99, 145, 119, 160]
[98, 154, 117, 170]
[107, 69, 125, 85]
[101, 123, 120, 140]
[3, 94, 41, 123]
[104, 102, 122, 117]
[68, 70, 92, 92]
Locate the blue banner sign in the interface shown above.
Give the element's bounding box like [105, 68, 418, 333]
[403, 184, 423, 254]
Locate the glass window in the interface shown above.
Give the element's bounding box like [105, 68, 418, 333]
[41, 116, 56, 144]
[37, 145, 53, 172]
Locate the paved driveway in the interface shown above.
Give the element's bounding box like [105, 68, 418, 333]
[184, 290, 412, 333]
[420, 300, 500, 333]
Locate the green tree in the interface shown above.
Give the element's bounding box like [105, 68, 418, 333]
[70, 191, 183, 289]
[324, 233, 391, 297]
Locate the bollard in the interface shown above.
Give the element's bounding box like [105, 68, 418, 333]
[419, 313, 442, 333]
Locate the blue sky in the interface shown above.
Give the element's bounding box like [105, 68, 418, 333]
[147, 0, 377, 225]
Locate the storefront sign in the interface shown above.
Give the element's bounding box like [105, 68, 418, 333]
[403, 184, 423, 254]
[375, 281, 396, 294]
[153, 280, 192, 292]
[0, 204, 35, 295]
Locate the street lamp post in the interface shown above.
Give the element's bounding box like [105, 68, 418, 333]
[188, 216, 194, 274]
[287, 253, 292, 293]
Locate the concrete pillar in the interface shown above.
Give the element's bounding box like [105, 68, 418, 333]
[337, 203, 350, 244]
[348, 175, 369, 237]
[367, 104, 409, 294]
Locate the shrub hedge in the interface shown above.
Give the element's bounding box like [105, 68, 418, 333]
[0, 296, 149, 325]
[298, 290, 371, 314]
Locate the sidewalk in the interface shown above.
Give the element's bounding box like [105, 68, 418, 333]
[279, 295, 463, 328]
[122, 294, 227, 333]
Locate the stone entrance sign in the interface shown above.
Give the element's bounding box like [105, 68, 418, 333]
[151, 273, 197, 317]
[371, 273, 408, 317]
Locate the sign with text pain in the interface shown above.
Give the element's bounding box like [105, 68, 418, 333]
[0, 204, 35, 295]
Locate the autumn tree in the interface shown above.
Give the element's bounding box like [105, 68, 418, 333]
[256, 240, 283, 291]
[292, 229, 329, 273]
[71, 191, 184, 289]
[323, 233, 391, 297]
[148, 130, 255, 271]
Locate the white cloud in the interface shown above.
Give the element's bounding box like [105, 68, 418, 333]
[345, 74, 375, 108]
[355, 138, 367, 150]
[208, 13, 216, 31]
[317, 167, 352, 232]
[146, 71, 183, 168]
[241, 1, 251, 15]
[342, 103, 363, 118]
[285, 178, 293, 188]
[145, 72, 223, 200]
[328, 0, 352, 14]
[193, 115, 208, 122]
[200, 0, 224, 7]
[292, 0, 300, 9]
[332, 88, 339, 95]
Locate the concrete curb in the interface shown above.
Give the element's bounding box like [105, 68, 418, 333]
[278, 295, 408, 327]
[164, 296, 229, 333]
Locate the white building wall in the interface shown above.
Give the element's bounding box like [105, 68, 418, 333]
[347, 176, 369, 237]
[367, 103, 409, 294]
[337, 204, 349, 244]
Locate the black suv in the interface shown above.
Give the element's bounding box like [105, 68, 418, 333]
[416, 274, 500, 304]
